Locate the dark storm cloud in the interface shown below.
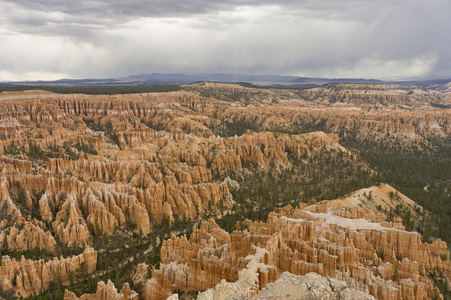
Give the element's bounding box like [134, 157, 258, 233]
[3, 0, 320, 18]
[1, 0, 450, 80]
[1, 0, 392, 34]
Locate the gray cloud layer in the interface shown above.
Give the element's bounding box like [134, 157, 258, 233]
[1, 0, 450, 80]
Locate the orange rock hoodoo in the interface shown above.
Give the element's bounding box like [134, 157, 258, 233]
[64, 281, 138, 300]
[0, 246, 97, 298]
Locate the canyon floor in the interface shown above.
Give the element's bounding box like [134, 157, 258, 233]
[0, 82, 449, 299]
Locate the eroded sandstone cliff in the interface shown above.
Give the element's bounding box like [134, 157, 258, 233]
[0, 84, 448, 299]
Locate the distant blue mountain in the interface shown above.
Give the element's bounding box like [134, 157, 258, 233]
[119, 73, 383, 84]
[2, 73, 449, 89]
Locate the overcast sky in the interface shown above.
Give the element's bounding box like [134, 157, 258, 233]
[1, 0, 450, 81]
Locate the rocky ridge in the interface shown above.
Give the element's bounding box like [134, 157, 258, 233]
[207, 271, 376, 300]
[144, 185, 450, 300]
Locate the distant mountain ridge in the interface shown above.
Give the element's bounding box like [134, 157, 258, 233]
[119, 73, 385, 85]
[1, 73, 450, 91]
